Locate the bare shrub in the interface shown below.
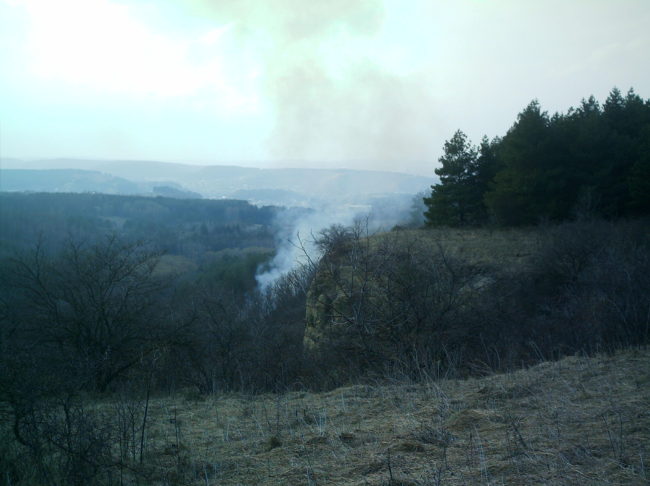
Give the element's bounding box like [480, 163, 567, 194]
[532, 219, 650, 353]
[0, 236, 174, 485]
[1, 235, 170, 392]
[176, 263, 313, 394]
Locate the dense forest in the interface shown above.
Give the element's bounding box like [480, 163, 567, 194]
[424, 87, 650, 226]
[0, 192, 284, 258]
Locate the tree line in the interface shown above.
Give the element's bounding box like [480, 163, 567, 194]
[424, 87, 650, 226]
[0, 192, 286, 258]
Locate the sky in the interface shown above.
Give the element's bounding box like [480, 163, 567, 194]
[1, 0, 649, 176]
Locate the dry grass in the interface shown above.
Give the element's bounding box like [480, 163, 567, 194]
[125, 347, 650, 485]
[376, 227, 541, 271]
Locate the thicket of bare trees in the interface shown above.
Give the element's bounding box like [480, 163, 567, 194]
[1, 236, 174, 392]
[170, 264, 312, 394]
[0, 237, 175, 485]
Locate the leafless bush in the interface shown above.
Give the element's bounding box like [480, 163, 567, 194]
[303, 218, 649, 384]
[1, 235, 171, 392]
[0, 236, 176, 485]
[532, 219, 650, 353]
[5, 393, 114, 486]
[175, 263, 313, 394]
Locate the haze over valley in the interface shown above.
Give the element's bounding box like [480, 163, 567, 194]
[0, 158, 432, 206]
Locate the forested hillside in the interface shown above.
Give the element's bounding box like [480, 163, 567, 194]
[425, 87, 650, 225]
[0, 192, 284, 258]
[1, 218, 648, 485]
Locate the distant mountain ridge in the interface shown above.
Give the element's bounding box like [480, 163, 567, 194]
[0, 168, 201, 199]
[1, 158, 434, 205]
[0, 169, 140, 194]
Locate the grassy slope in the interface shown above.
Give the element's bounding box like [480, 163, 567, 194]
[138, 348, 649, 485]
[388, 227, 541, 270]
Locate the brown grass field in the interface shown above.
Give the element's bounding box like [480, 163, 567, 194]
[129, 347, 649, 485]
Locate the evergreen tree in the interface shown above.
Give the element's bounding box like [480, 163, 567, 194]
[628, 125, 650, 214]
[424, 130, 480, 226]
[425, 87, 650, 227]
[599, 87, 650, 216]
[471, 136, 501, 223]
[485, 100, 551, 225]
[560, 96, 608, 218]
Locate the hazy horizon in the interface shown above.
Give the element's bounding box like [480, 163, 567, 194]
[1, 0, 649, 176]
[1, 155, 437, 177]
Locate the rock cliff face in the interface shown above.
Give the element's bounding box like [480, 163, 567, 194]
[304, 268, 337, 353]
[304, 260, 370, 356]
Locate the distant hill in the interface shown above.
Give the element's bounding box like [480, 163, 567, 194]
[230, 188, 318, 207]
[0, 168, 202, 199]
[0, 192, 281, 257]
[0, 169, 142, 194]
[1, 158, 435, 204]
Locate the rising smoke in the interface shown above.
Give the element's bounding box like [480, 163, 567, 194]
[255, 192, 421, 290]
[255, 202, 361, 291]
[184, 0, 442, 171]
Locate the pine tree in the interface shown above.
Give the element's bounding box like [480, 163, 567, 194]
[424, 130, 480, 226]
[485, 100, 551, 225]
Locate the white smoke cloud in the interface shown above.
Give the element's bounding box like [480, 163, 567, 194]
[255, 193, 418, 290]
[255, 202, 360, 291]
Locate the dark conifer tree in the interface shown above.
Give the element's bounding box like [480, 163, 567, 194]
[484, 100, 551, 225]
[424, 130, 480, 226]
[426, 87, 650, 226]
[628, 125, 650, 214]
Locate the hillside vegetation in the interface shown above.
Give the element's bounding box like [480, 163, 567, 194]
[0, 192, 281, 258]
[3, 347, 648, 485]
[1, 194, 649, 485]
[304, 219, 649, 383]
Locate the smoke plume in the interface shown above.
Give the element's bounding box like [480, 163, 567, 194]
[255, 193, 419, 291]
[185, 0, 442, 171]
